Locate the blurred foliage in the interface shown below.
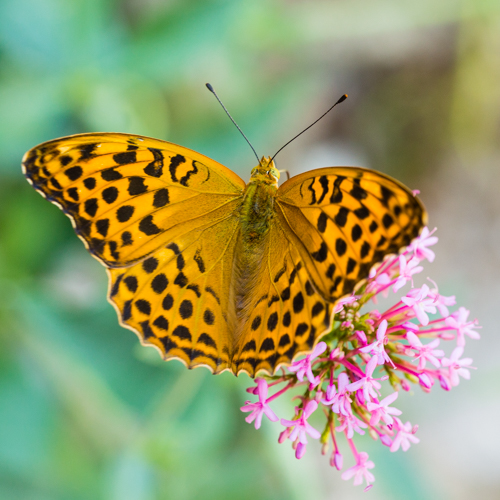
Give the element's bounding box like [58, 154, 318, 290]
[0, 0, 499, 499]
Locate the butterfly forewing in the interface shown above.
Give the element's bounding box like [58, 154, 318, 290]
[22, 133, 245, 266]
[276, 167, 426, 302]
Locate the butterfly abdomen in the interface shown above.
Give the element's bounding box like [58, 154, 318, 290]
[231, 179, 278, 343]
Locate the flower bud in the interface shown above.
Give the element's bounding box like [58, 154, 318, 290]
[418, 373, 433, 389]
[278, 429, 291, 444]
[439, 374, 451, 391]
[380, 435, 392, 447]
[401, 380, 411, 391]
[295, 442, 306, 459]
[330, 451, 343, 470]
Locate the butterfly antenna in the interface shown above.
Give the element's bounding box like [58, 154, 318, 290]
[270, 93, 348, 163]
[206, 83, 261, 164]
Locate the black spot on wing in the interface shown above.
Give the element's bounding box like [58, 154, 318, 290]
[121, 231, 133, 246]
[317, 176, 329, 203]
[307, 178, 316, 205]
[135, 299, 151, 315]
[128, 177, 148, 196]
[110, 273, 123, 297]
[330, 176, 345, 203]
[117, 205, 134, 222]
[153, 188, 169, 208]
[260, 338, 275, 352]
[142, 257, 158, 273]
[101, 168, 122, 181]
[242, 340, 256, 353]
[204, 309, 215, 325]
[251, 316, 262, 331]
[317, 212, 327, 233]
[59, 155, 72, 166]
[187, 284, 201, 297]
[336, 238, 347, 257]
[95, 218, 109, 237]
[124, 276, 138, 293]
[113, 151, 137, 165]
[153, 316, 169, 331]
[194, 249, 205, 273]
[179, 161, 198, 187]
[354, 205, 369, 219]
[102, 186, 118, 204]
[84, 177, 96, 190]
[350, 179, 367, 200]
[84, 198, 98, 217]
[144, 148, 164, 177]
[312, 242, 328, 262]
[139, 215, 161, 235]
[65, 166, 83, 181]
[151, 274, 168, 294]
[267, 312, 278, 332]
[79, 144, 98, 160]
[172, 325, 191, 341]
[179, 300, 193, 319]
[205, 286, 220, 304]
[198, 333, 216, 348]
[334, 207, 349, 228]
[169, 154, 185, 182]
[67, 187, 79, 201]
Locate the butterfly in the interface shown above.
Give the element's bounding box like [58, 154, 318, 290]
[22, 132, 426, 376]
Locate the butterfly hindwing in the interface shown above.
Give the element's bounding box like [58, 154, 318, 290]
[108, 208, 241, 373]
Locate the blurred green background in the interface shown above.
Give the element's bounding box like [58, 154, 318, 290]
[1, 0, 499, 499]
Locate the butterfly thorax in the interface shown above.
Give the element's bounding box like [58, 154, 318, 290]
[241, 157, 279, 242]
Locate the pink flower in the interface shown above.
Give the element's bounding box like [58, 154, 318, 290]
[240, 378, 279, 429]
[390, 418, 420, 452]
[366, 392, 402, 426]
[288, 342, 327, 387]
[401, 284, 437, 326]
[336, 412, 368, 439]
[281, 400, 321, 445]
[322, 372, 352, 416]
[360, 319, 394, 366]
[341, 451, 375, 490]
[441, 346, 474, 386]
[346, 356, 388, 402]
[393, 256, 423, 292]
[406, 331, 444, 369]
[409, 226, 438, 262]
[445, 307, 480, 346]
[427, 284, 456, 317]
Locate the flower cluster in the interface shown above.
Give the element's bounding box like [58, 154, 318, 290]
[240, 227, 479, 491]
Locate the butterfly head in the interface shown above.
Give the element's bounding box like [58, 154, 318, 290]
[249, 156, 280, 186]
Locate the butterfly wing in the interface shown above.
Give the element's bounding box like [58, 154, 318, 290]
[23, 133, 245, 373]
[231, 166, 426, 377]
[276, 167, 427, 301]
